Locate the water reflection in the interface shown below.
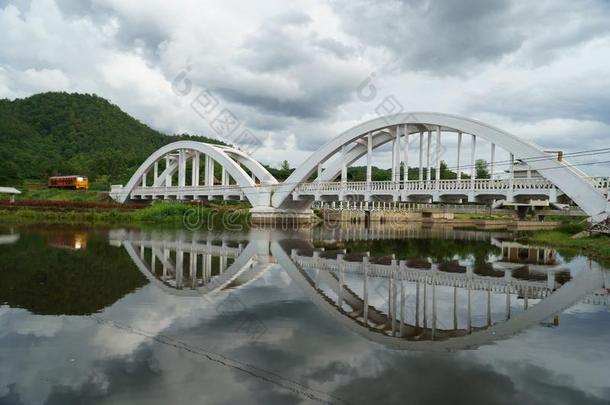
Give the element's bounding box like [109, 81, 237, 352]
[108, 227, 609, 351]
[2, 224, 610, 404]
[48, 231, 88, 250]
[0, 228, 19, 245]
[0, 228, 147, 315]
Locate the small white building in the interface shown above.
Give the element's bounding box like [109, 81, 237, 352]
[0, 187, 21, 203]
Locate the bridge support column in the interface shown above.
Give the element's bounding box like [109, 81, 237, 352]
[393, 126, 401, 185]
[165, 155, 172, 187]
[205, 155, 214, 187]
[457, 131, 462, 180]
[341, 144, 347, 185]
[176, 249, 184, 288]
[403, 127, 409, 187]
[435, 126, 441, 191]
[192, 152, 200, 186]
[418, 132, 424, 181]
[363, 256, 369, 325]
[470, 135, 476, 190]
[490, 143, 496, 179]
[366, 132, 372, 183]
[508, 153, 515, 202]
[426, 130, 432, 181]
[178, 149, 186, 188]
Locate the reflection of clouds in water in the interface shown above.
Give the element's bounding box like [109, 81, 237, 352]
[472, 308, 610, 401]
[0, 308, 64, 337]
[2, 230, 610, 404]
[92, 285, 211, 357]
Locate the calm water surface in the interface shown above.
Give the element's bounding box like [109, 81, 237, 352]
[0, 224, 609, 405]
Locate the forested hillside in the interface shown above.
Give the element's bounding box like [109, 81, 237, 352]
[0, 92, 223, 185]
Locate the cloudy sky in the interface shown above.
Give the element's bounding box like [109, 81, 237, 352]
[1, 0, 610, 173]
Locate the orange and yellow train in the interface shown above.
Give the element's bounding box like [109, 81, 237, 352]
[48, 175, 89, 190]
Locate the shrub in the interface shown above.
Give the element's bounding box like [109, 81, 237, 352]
[557, 222, 586, 235]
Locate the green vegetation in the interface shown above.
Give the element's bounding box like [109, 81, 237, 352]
[0, 202, 251, 228]
[0, 92, 224, 186]
[523, 224, 610, 266]
[13, 184, 110, 202]
[0, 232, 148, 315]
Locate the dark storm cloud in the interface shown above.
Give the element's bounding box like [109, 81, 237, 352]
[331, 0, 610, 75]
[215, 16, 363, 121]
[215, 87, 346, 120]
[332, 0, 521, 75]
[55, 0, 168, 56]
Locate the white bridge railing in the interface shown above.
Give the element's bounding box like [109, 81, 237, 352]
[295, 178, 560, 193]
[588, 176, 610, 189]
[131, 185, 244, 195]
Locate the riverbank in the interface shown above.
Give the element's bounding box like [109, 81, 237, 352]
[521, 223, 610, 267]
[0, 202, 251, 228]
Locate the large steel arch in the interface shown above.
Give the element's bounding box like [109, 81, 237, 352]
[112, 141, 275, 207]
[319, 130, 394, 182]
[272, 112, 608, 219]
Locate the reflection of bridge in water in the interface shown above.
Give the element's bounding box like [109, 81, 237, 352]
[311, 223, 512, 243]
[111, 229, 609, 351]
[110, 230, 272, 297]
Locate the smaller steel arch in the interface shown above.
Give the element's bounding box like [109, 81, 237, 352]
[218, 146, 278, 184]
[111, 141, 272, 207]
[122, 239, 262, 297]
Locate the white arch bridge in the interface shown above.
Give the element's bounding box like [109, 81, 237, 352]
[110, 113, 610, 221]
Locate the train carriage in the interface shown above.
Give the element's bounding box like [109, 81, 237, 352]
[48, 176, 89, 190]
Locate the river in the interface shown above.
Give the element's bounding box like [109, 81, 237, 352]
[0, 224, 609, 404]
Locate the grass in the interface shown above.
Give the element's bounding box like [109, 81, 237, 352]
[17, 188, 109, 202]
[0, 201, 251, 229]
[523, 223, 610, 267]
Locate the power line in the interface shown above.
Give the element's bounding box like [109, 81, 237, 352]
[90, 315, 353, 405]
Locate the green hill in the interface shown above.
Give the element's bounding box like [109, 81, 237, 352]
[0, 92, 224, 185]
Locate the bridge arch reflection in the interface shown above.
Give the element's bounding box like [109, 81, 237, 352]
[112, 228, 609, 351]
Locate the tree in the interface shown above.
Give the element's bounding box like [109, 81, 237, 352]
[281, 160, 290, 171]
[475, 159, 490, 179]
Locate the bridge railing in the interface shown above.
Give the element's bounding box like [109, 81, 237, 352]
[295, 178, 558, 193]
[588, 176, 610, 190]
[131, 185, 244, 195]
